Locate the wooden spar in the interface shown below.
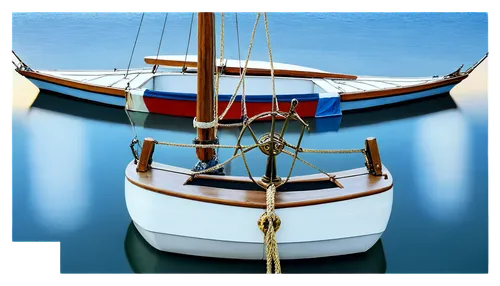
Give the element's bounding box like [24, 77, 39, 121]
[143, 56, 358, 80]
[195, 13, 216, 162]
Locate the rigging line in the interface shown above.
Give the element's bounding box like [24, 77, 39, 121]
[153, 12, 169, 74]
[214, 12, 225, 138]
[125, 107, 140, 143]
[125, 12, 145, 79]
[235, 12, 247, 119]
[263, 12, 277, 184]
[124, 90, 142, 160]
[182, 13, 195, 74]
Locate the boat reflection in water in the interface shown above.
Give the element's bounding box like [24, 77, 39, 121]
[124, 222, 387, 274]
[32, 90, 457, 134]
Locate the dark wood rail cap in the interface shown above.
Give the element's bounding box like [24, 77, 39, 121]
[125, 161, 393, 209]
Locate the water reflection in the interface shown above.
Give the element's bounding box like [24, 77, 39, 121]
[33, 91, 458, 133]
[26, 107, 91, 233]
[340, 94, 457, 128]
[124, 222, 387, 273]
[413, 110, 471, 223]
[30, 91, 461, 176]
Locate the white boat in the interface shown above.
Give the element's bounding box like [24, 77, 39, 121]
[125, 161, 393, 260]
[123, 13, 394, 272]
[12, 12, 488, 121]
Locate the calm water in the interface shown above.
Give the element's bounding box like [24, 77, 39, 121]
[12, 12, 488, 273]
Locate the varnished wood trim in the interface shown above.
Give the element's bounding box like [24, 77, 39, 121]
[125, 161, 393, 209]
[144, 58, 358, 80]
[18, 70, 126, 97]
[365, 137, 382, 176]
[136, 138, 156, 172]
[222, 67, 358, 80]
[144, 58, 198, 68]
[340, 75, 467, 101]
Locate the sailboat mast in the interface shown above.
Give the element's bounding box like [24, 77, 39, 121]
[195, 12, 216, 162]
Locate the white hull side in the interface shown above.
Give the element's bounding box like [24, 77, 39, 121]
[29, 78, 125, 107]
[126, 90, 148, 113]
[125, 178, 393, 260]
[340, 84, 456, 111]
[134, 222, 383, 260]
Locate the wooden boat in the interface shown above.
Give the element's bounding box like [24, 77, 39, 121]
[30, 85, 459, 134]
[12, 14, 488, 121]
[124, 13, 393, 271]
[125, 159, 393, 260]
[124, 222, 387, 273]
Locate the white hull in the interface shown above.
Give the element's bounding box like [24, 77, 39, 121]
[30, 78, 126, 107]
[125, 178, 393, 260]
[340, 83, 457, 111]
[16, 52, 480, 119]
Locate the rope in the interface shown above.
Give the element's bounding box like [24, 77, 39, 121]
[263, 13, 279, 112]
[235, 13, 247, 119]
[155, 141, 256, 150]
[260, 16, 291, 271]
[153, 13, 169, 74]
[263, 184, 281, 274]
[218, 122, 244, 128]
[182, 13, 195, 73]
[281, 149, 338, 183]
[218, 12, 261, 121]
[125, 13, 145, 78]
[193, 117, 217, 129]
[124, 87, 142, 159]
[213, 12, 225, 137]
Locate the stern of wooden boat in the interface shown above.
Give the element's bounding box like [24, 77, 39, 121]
[124, 136, 393, 260]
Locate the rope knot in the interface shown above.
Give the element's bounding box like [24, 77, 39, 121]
[258, 183, 282, 274]
[258, 212, 281, 233]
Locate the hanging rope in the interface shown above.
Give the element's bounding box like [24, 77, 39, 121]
[125, 13, 145, 78]
[235, 13, 247, 120]
[182, 13, 195, 73]
[260, 12, 281, 274]
[122, 13, 147, 157]
[218, 12, 261, 121]
[261, 184, 281, 274]
[263, 12, 279, 112]
[214, 12, 225, 137]
[152, 13, 169, 74]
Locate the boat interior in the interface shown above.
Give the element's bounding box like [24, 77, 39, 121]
[138, 72, 326, 97]
[126, 134, 393, 209]
[125, 161, 393, 209]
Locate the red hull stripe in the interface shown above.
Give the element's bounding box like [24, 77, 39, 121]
[143, 97, 319, 120]
[143, 89, 320, 120]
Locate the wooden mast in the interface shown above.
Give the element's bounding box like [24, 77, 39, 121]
[195, 12, 216, 162]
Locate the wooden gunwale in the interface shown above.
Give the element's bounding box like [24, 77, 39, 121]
[125, 161, 393, 209]
[18, 70, 126, 97]
[340, 74, 467, 102]
[144, 57, 358, 80]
